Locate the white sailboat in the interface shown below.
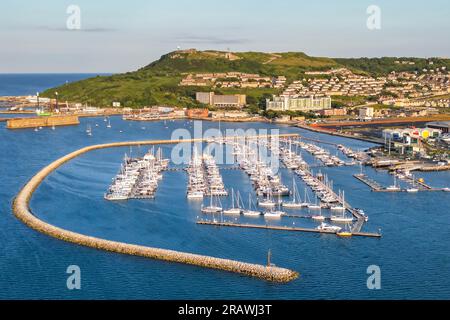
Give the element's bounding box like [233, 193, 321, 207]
[107, 118, 112, 128]
[308, 195, 321, 210]
[86, 124, 92, 136]
[201, 193, 223, 214]
[311, 207, 326, 221]
[223, 189, 242, 215]
[406, 175, 419, 193]
[330, 190, 346, 211]
[243, 194, 261, 217]
[265, 194, 285, 219]
[258, 190, 276, 208]
[330, 193, 353, 223]
[386, 175, 401, 191]
[283, 178, 303, 209]
[299, 188, 311, 207]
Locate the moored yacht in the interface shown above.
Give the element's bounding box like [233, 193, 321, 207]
[317, 223, 341, 233]
[242, 194, 261, 217]
[223, 189, 242, 215]
[201, 194, 223, 213]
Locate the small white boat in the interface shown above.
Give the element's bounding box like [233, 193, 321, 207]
[258, 200, 276, 208]
[187, 191, 204, 199]
[264, 211, 283, 219]
[312, 215, 326, 221]
[317, 223, 342, 233]
[330, 216, 353, 223]
[201, 206, 222, 214]
[243, 210, 261, 217]
[308, 203, 321, 210]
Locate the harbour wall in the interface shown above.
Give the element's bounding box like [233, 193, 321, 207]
[12, 135, 299, 283]
[6, 115, 80, 129]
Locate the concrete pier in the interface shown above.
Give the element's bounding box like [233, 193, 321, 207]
[12, 135, 299, 283]
[197, 221, 382, 238]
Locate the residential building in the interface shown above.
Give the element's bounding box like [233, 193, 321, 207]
[359, 107, 374, 120]
[266, 95, 332, 112]
[318, 108, 348, 116]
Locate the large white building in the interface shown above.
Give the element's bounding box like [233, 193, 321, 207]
[359, 107, 374, 120]
[266, 95, 332, 112]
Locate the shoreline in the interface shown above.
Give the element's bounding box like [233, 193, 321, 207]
[12, 135, 299, 283]
[295, 123, 384, 145]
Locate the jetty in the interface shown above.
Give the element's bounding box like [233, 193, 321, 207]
[353, 174, 383, 191]
[197, 221, 381, 238]
[354, 173, 442, 192]
[12, 134, 299, 283]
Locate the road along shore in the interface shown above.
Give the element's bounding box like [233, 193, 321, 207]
[12, 135, 299, 283]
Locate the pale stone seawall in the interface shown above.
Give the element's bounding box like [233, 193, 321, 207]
[7, 115, 80, 129]
[12, 136, 299, 283]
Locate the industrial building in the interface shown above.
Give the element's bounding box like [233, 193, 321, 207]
[427, 121, 450, 134]
[382, 127, 442, 154]
[196, 92, 247, 108]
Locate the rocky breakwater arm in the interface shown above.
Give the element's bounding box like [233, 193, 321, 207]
[12, 139, 299, 283]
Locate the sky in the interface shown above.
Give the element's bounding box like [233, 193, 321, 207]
[0, 0, 449, 73]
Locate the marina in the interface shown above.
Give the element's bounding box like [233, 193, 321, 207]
[2, 116, 450, 299]
[193, 134, 374, 236]
[12, 136, 299, 283]
[105, 148, 169, 201]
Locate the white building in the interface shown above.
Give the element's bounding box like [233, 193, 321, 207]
[266, 95, 331, 112]
[359, 107, 374, 120]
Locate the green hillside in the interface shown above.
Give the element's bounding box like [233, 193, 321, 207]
[41, 49, 450, 109]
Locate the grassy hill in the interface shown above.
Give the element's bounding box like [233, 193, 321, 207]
[41, 49, 450, 109]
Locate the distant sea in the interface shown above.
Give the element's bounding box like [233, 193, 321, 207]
[0, 73, 111, 96]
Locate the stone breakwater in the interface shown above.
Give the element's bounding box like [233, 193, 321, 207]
[12, 136, 299, 283]
[7, 115, 80, 129]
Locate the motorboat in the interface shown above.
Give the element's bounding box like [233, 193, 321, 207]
[317, 223, 341, 233]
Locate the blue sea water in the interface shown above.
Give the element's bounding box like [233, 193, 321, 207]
[0, 77, 449, 300]
[0, 74, 110, 96]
